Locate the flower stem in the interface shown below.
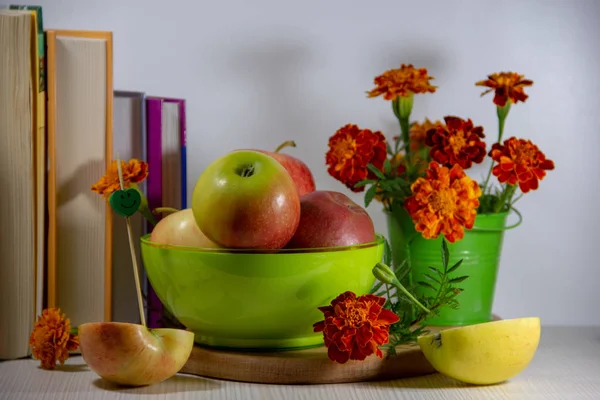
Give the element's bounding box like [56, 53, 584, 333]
[392, 93, 414, 156]
[130, 183, 157, 226]
[392, 277, 430, 314]
[482, 102, 511, 193]
[400, 117, 411, 159]
[373, 262, 430, 314]
[493, 184, 517, 213]
[396, 280, 430, 314]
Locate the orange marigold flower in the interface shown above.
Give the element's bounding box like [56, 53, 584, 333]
[313, 291, 400, 364]
[409, 118, 444, 152]
[367, 64, 436, 101]
[489, 137, 555, 193]
[475, 72, 533, 107]
[29, 308, 79, 370]
[326, 124, 387, 192]
[404, 162, 481, 243]
[91, 159, 149, 198]
[426, 116, 487, 169]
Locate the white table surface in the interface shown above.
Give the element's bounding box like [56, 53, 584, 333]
[1, 326, 599, 399]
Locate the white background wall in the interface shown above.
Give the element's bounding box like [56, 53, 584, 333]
[16, 0, 599, 326]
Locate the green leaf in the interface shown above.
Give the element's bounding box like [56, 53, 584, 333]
[383, 238, 392, 266]
[384, 158, 392, 174]
[365, 184, 378, 207]
[354, 179, 375, 188]
[424, 273, 441, 284]
[386, 142, 394, 155]
[428, 266, 443, 277]
[441, 239, 450, 270]
[449, 276, 468, 284]
[367, 163, 386, 180]
[447, 259, 463, 274]
[417, 281, 436, 291]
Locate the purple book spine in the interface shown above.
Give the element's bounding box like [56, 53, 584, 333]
[145, 97, 164, 328]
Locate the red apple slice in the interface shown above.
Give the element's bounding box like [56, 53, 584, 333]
[78, 322, 194, 387]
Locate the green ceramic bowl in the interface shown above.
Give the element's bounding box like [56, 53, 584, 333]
[139, 234, 385, 350]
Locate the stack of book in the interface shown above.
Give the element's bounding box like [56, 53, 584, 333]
[0, 5, 187, 360]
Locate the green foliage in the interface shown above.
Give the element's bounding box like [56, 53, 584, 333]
[356, 162, 412, 210]
[372, 238, 468, 356]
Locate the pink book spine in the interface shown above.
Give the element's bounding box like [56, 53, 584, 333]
[145, 97, 164, 328]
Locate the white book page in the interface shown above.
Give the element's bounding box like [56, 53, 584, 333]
[54, 36, 107, 326]
[161, 102, 182, 210]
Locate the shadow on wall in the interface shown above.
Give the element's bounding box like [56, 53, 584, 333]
[364, 41, 452, 137]
[215, 38, 319, 149]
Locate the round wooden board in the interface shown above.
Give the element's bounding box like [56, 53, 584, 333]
[180, 316, 501, 384]
[180, 341, 434, 385]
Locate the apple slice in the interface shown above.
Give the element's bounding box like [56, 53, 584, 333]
[78, 322, 194, 387]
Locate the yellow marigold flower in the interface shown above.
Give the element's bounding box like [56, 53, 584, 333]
[404, 162, 481, 243]
[367, 64, 436, 101]
[29, 308, 79, 370]
[91, 159, 149, 198]
[475, 72, 533, 107]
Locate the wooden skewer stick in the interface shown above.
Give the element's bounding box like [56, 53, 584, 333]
[116, 155, 147, 327]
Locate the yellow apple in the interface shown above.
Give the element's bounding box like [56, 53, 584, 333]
[78, 322, 194, 386]
[149, 208, 220, 249]
[417, 317, 541, 385]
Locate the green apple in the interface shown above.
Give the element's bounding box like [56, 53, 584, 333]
[192, 150, 300, 249]
[78, 322, 194, 387]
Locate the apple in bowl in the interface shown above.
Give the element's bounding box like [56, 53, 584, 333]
[191, 150, 300, 249]
[285, 190, 376, 249]
[253, 141, 316, 197]
[150, 208, 220, 249]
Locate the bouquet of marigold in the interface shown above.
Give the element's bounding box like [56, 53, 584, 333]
[325, 64, 555, 244]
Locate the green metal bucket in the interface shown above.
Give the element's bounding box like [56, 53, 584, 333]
[385, 206, 522, 326]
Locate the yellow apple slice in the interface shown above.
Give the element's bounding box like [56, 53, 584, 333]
[78, 322, 195, 387]
[417, 317, 541, 385]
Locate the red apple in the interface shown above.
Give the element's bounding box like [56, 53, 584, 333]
[285, 190, 376, 249]
[78, 322, 194, 387]
[192, 150, 300, 249]
[150, 208, 220, 249]
[254, 141, 316, 197]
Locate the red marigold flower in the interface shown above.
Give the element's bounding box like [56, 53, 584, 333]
[475, 72, 533, 107]
[313, 291, 400, 364]
[489, 137, 555, 193]
[404, 162, 482, 243]
[367, 64, 437, 101]
[426, 116, 487, 169]
[409, 118, 444, 152]
[326, 124, 388, 192]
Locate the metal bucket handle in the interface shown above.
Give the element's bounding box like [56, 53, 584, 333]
[471, 207, 523, 233]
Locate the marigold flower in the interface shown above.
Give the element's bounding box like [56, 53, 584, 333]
[367, 64, 436, 101]
[91, 158, 149, 198]
[404, 162, 482, 243]
[313, 291, 400, 364]
[409, 118, 444, 152]
[475, 72, 533, 107]
[426, 116, 487, 169]
[489, 137, 555, 193]
[29, 308, 79, 370]
[326, 124, 387, 192]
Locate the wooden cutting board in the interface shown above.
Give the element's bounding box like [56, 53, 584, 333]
[180, 341, 434, 384]
[180, 316, 501, 384]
